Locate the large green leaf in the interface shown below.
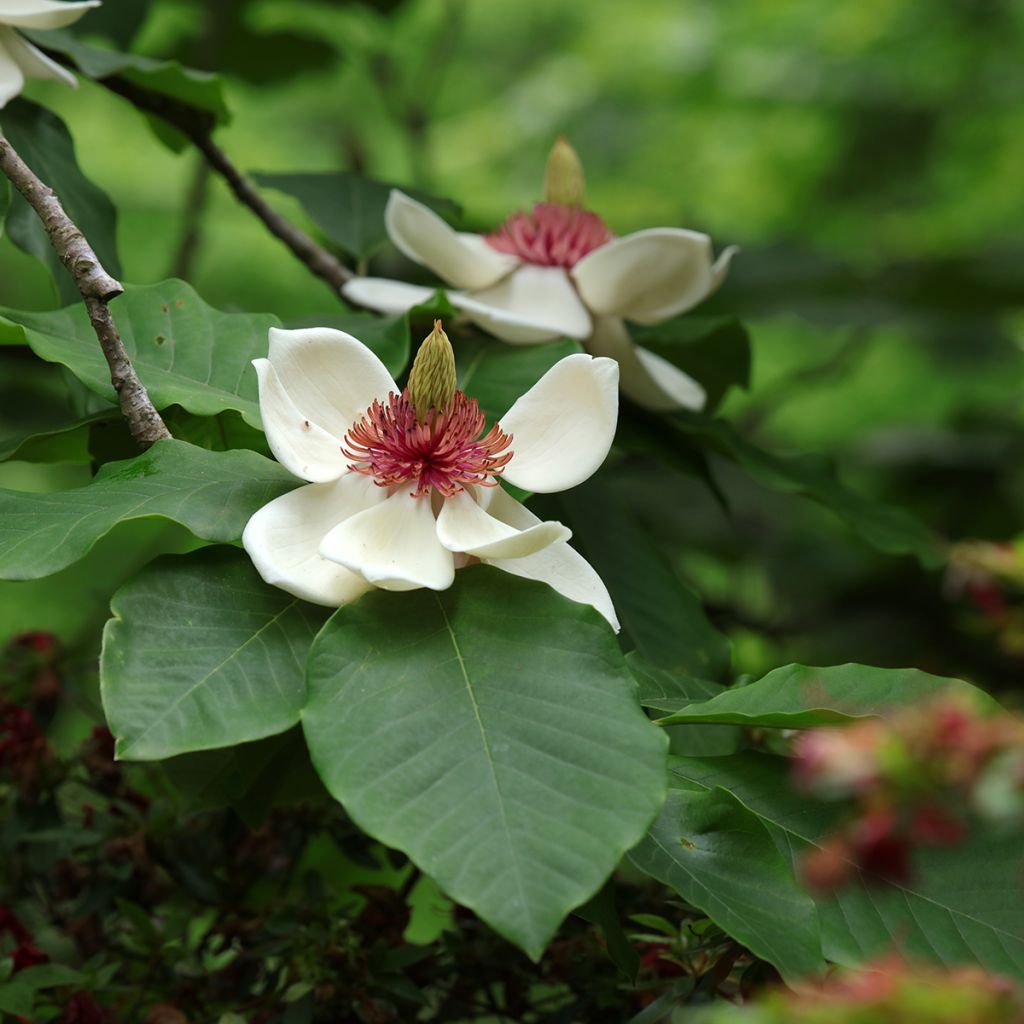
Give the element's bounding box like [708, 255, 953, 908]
[0, 439, 297, 580]
[629, 785, 825, 980]
[556, 476, 731, 680]
[0, 99, 121, 303]
[0, 280, 277, 426]
[656, 663, 999, 728]
[302, 567, 668, 959]
[672, 414, 945, 568]
[253, 171, 458, 261]
[102, 549, 327, 760]
[673, 752, 1024, 978]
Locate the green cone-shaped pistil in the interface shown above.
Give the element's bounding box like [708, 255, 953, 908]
[544, 135, 585, 207]
[408, 320, 457, 422]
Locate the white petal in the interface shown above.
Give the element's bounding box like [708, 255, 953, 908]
[1, 27, 76, 86]
[478, 491, 619, 630]
[0, 0, 99, 30]
[0, 32, 25, 107]
[711, 244, 739, 295]
[242, 474, 383, 607]
[266, 326, 397, 442]
[572, 227, 727, 324]
[452, 265, 592, 343]
[253, 359, 347, 483]
[498, 353, 618, 493]
[436, 487, 570, 559]
[385, 190, 518, 290]
[319, 484, 455, 592]
[586, 316, 706, 412]
[341, 276, 437, 316]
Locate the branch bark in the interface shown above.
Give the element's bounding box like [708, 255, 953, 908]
[100, 75, 354, 296]
[0, 134, 170, 449]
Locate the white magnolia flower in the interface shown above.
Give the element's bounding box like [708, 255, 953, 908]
[242, 322, 621, 629]
[342, 140, 736, 413]
[0, 0, 100, 107]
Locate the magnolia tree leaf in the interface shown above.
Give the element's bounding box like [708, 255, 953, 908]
[0, 99, 121, 303]
[673, 413, 944, 567]
[253, 171, 458, 261]
[629, 785, 825, 980]
[556, 477, 731, 680]
[102, 549, 327, 760]
[302, 567, 668, 960]
[0, 280, 277, 426]
[673, 752, 1024, 979]
[656, 663, 999, 728]
[631, 316, 751, 413]
[0, 440, 297, 580]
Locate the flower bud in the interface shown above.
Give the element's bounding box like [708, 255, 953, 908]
[407, 320, 457, 422]
[544, 136, 585, 208]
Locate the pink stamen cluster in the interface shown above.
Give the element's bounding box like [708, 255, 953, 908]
[343, 389, 513, 498]
[485, 203, 613, 268]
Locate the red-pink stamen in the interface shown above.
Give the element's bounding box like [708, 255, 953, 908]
[484, 203, 613, 268]
[343, 389, 513, 498]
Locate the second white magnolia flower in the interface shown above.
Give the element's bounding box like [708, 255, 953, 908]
[242, 322, 620, 629]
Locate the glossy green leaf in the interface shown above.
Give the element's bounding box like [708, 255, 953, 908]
[672, 413, 944, 568]
[0, 280, 277, 426]
[629, 785, 825, 980]
[102, 549, 327, 760]
[673, 752, 1024, 978]
[656, 663, 998, 728]
[632, 316, 751, 413]
[302, 567, 668, 959]
[253, 171, 458, 261]
[573, 884, 641, 981]
[0, 439, 297, 580]
[0, 99, 120, 303]
[557, 476, 731, 680]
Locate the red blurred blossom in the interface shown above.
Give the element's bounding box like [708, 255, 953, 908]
[12, 942, 49, 972]
[59, 992, 110, 1024]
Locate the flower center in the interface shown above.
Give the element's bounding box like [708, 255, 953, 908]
[342, 389, 513, 498]
[484, 203, 613, 268]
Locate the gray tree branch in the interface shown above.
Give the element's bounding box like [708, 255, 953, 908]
[0, 134, 171, 449]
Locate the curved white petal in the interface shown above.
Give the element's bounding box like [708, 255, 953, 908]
[385, 190, 518, 290]
[572, 227, 728, 324]
[586, 316, 706, 412]
[1, 27, 76, 86]
[341, 276, 437, 316]
[319, 484, 455, 592]
[0, 33, 25, 107]
[452, 265, 592, 343]
[254, 359, 347, 483]
[478, 490, 619, 630]
[498, 353, 618, 493]
[266, 326, 397, 442]
[0, 0, 99, 30]
[242, 474, 383, 607]
[711, 244, 739, 295]
[436, 487, 570, 559]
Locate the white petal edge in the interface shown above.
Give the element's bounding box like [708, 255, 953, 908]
[1, 26, 76, 86]
[452, 264, 592, 343]
[499, 353, 619, 493]
[385, 189, 519, 290]
[253, 359, 348, 483]
[435, 487, 570, 559]
[0, 32, 25, 107]
[319, 484, 455, 592]
[266, 326, 397, 443]
[341, 276, 437, 316]
[0, 0, 99, 30]
[479, 488, 619, 631]
[242, 475, 383, 607]
[572, 227, 726, 324]
[586, 316, 706, 412]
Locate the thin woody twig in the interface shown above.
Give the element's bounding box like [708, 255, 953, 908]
[99, 74, 354, 296]
[0, 134, 170, 449]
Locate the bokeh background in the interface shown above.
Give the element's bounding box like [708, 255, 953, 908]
[3, 0, 1023, 686]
